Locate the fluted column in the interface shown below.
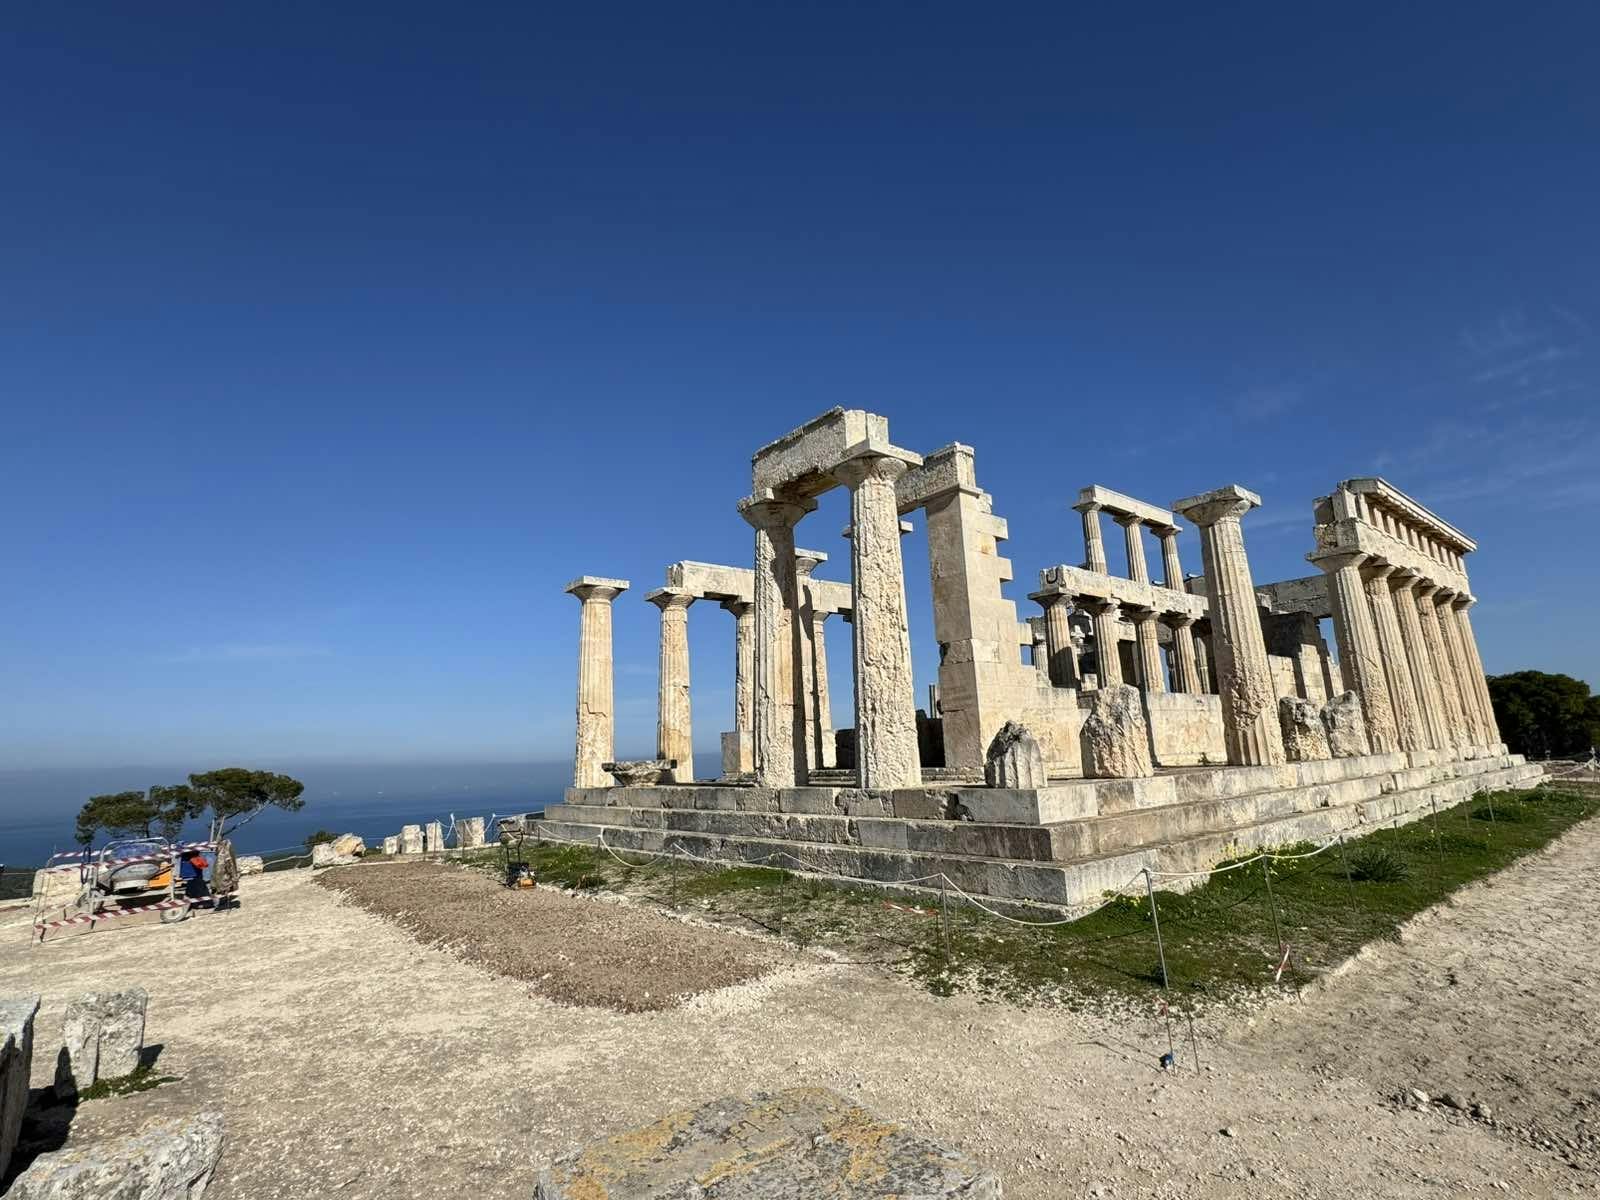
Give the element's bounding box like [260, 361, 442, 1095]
[1415, 582, 1468, 750]
[1436, 589, 1486, 745]
[1362, 564, 1425, 753]
[1153, 523, 1185, 590]
[1311, 549, 1398, 753]
[809, 608, 837, 768]
[835, 452, 922, 789]
[1078, 597, 1123, 688]
[1130, 607, 1166, 693]
[1115, 514, 1150, 584]
[1174, 486, 1284, 765]
[1388, 570, 1448, 751]
[721, 598, 755, 773]
[566, 576, 629, 787]
[1194, 625, 1214, 693]
[794, 550, 827, 773]
[647, 587, 695, 781]
[738, 495, 813, 787]
[1077, 501, 1109, 573]
[1040, 595, 1077, 687]
[1167, 615, 1201, 693]
[1450, 597, 1501, 744]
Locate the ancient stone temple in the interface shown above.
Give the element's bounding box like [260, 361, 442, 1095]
[549, 409, 1537, 909]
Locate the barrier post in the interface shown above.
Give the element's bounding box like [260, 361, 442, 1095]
[939, 878, 951, 964]
[1261, 858, 1288, 982]
[1429, 796, 1445, 883]
[1335, 832, 1357, 909]
[1142, 869, 1178, 1066]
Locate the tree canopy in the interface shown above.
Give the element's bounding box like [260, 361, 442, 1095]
[73, 768, 306, 849]
[74, 791, 158, 847]
[1487, 671, 1600, 759]
[187, 768, 305, 835]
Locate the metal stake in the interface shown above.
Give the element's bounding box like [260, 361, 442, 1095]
[940, 878, 951, 964]
[1335, 832, 1357, 908]
[1261, 857, 1286, 959]
[1142, 869, 1178, 1066]
[1430, 796, 1445, 880]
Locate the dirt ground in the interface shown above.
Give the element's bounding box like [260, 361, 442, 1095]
[314, 862, 793, 1011]
[3, 821, 1597, 1198]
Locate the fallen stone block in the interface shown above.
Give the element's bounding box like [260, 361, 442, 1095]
[984, 721, 1046, 789]
[455, 816, 486, 849]
[330, 833, 365, 858]
[533, 1087, 1000, 1198]
[54, 988, 148, 1100]
[8, 1112, 224, 1200]
[1321, 691, 1372, 758]
[423, 821, 444, 852]
[235, 856, 264, 876]
[398, 825, 423, 855]
[381, 836, 399, 855]
[1, 995, 41, 1182]
[1081, 685, 1154, 779]
[1279, 696, 1331, 763]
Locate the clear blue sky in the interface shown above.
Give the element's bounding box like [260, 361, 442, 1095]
[4, 2, 1597, 769]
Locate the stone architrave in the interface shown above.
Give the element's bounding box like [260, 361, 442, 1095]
[399, 824, 423, 855]
[1173, 486, 1285, 766]
[1279, 696, 1331, 762]
[1040, 595, 1076, 687]
[1450, 597, 1502, 744]
[1390, 569, 1449, 751]
[647, 587, 696, 783]
[1076, 501, 1109, 573]
[2, 995, 41, 1181]
[1310, 550, 1398, 754]
[1114, 513, 1150, 584]
[54, 988, 147, 1099]
[1077, 597, 1123, 688]
[721, 598, 755, 775]
[1363, 563, 1426, 752]
[565, 577, 629, 788]
[984, 721, 1047, 788]
[1435, 590, 1485, 745]
[9, 1112, 225, 1200]
[1166, 615, 1201, 694]
[1414, 583, 1468, 749]
[1321, 691, 1371, 758]
[1128, 607, 1166, 694]
[739, 496, 812, 787]
[1081, 685, 1155, 778]
[456, 817, 486, 849]
[835, 452, 923, 789]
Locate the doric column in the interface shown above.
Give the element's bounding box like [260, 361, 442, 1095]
[1077, 597, 1123, 688]
[1153, 523, 1185, 589]
[793, 549, 828, 773]
[646, 587, 695, 782]
[834, 452, 922, 789]
[1388, 570, 1448, 751]
[1040, 594, 1076, 687]
[1435, 589, 1486, 745]
[1362, 564, 1425, 753]
[1450, 596, 1501, 744]
[1129, 606, 1166, 693]
[1173, 486, 1284, 765]
[565, 576, 629, 787]
[1194, 625, 1214, 693]
[738, 495, 813, 787]
[1166, 615, 1201, 693]
[1310, 549, 1398, 753]
[1076, 501, 1109, 573]
[1115, 514, 1150, 584]
[720, 598, 755, 773]
[809, 608, 837, 769]
[1414, 582, 1468, 749]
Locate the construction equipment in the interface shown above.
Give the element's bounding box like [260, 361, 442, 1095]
[32, 838, 217, 941]
[496, 816, 537, 889]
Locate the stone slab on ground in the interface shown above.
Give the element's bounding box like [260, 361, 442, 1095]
[533, 1086, 1000, 1198]
[54, 987, 148, 1099]
[1, 994, 41, 1182]
[8, 1111, 224, 1200]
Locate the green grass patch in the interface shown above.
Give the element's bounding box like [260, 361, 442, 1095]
[76, 1065, 180, 1101]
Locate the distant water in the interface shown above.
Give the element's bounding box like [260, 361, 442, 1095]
[0, 754, 726, 868]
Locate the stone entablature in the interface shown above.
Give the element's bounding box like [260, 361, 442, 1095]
[1033, 564, 1206, 622]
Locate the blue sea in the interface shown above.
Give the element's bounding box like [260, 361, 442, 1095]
[0, 755, 717, 869]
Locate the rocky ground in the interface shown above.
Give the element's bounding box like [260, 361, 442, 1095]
[2, 819, 1596, 1198]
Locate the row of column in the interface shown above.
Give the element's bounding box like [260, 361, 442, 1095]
[1312, 551, 1500, 754]
[1035, 594, 1204, 697]
[1077, 503, 1187, 591]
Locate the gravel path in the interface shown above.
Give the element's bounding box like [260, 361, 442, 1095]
[2, 818, 1596, 1198]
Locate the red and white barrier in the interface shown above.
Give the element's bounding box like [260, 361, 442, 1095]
[39, 842, 214, 875]
[33, 895, 215, 938]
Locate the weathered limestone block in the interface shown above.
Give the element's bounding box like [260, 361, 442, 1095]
[423, 821, 445, 852]
[54, 988, 147, 1099]
[30, 868, 81, 909]
[8, 1112, 224, 1200]
[330, 833, 365, 858]
[399, 824, 423, 855]
[381, 837, 399, 856]
[310, 842, 343, 868]
[1081, 685, 1154, 779]
[533, 1088, 999, 1199]
[2, 995, 41, 1182]
[235, 856, 264, 876]
[1278, 696, 1331, 763]
[1321, 691, 1372, 759]
[984, 721, 1046, 789]
[456, 817, 486, 849]
[604, 760, 677, 786]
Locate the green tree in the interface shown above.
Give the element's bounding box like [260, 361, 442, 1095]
[148, 784, 198, 843]
[187, 768, 306, 837]
[302, 829, 338, 851]
[74, 791, 157, 847]
[1487, 671, 1600, 759]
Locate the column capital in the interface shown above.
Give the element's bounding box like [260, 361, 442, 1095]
[832, 448, 915, 490]
[1150, 522, 1180, 539]
[1028, 589, 1072, 614]
[1172, 484, 1262, 528]
[566, 576, 629, 603]
[1111, 511, 1144, 529]
[1433, 586, 1459, 603]
[738, 494, 814, 530]
[1076, 595, 1120, 619]
[1413, 579, 1441, 600]
[645, 586, 695, 612]
[1449, 592, 1476, 610]
[1307, 548, 1367, 575]
[793, 547, 829, 579]
[1071, 499, 1104, 515]
[1388, 566, 1424, 592]
[1360, 560, 1397, 583]
[1162, 613, 1197, 630]
[1122, 602, 1157, 624]
[718, 597, 752, 618]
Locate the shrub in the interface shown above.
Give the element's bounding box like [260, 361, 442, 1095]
[1348, 843, 1410, 883]
[302, 829, 338, 851]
